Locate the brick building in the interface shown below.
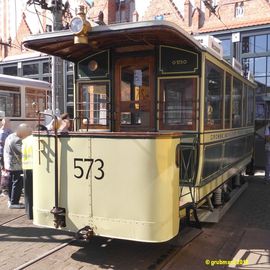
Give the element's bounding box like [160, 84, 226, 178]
[88, 0, 270, 119]
[1, 0, 270, 116]
[142, 0, 270, 119]
[0, 0, 89, 116]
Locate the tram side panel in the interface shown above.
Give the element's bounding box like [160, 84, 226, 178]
[180, 132, 254, 205]
[32, 135, 180, 242]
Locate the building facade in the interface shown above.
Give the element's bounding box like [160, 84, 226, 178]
[0, 0, 87, 116]
[142, 0, 270, 120]
[1, 0, 270, 117]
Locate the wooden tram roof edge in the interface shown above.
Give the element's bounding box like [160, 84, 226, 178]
[23, 20, 206, 62]
[33, 131, 183, 139]
[23, 20, 257, 86]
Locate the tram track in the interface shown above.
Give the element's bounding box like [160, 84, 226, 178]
[0, 201, 191, 270]
[0, 214, 26, 226]
[14, 238, 76, 270]
[147, 244, 180, 270]
[11, 236, 182, 270]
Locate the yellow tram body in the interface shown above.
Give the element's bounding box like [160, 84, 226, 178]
[33, 134, 180, 242]
[23, 20, 256, 242]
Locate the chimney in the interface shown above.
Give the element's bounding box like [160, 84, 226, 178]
[133, 10, 139, 22]
[184, 0, 192, 27]
[192, 7, 201, 32]
[193, 0, 202, 29]
[107, 0, 117, 24]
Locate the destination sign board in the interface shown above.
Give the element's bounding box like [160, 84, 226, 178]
[159, 45, 199, 75]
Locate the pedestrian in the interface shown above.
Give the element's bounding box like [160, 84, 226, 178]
[4, 124, 31, 209]
[265, 124, 270, 184]
[58, 113, 71, 133]
[0, 118, 12, 195]
[46, 117, 61, 131]
[22, 124, 47, 219]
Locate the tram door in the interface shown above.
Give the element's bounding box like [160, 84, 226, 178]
[115, 56, 155, 131]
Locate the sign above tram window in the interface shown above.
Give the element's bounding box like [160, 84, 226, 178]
[134, 69, 142, 86]
[159, 46, 199, 75]
[78, 50, 109, 79]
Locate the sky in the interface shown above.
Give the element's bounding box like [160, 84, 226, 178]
[135, 0, 187, 17]
[2, 0, 199, 40]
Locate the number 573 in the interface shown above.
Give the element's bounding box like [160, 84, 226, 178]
[73, 158, 105, 180]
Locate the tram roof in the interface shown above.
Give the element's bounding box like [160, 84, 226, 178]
[23, 20, 206, 62]
[0, 74, 51, 90]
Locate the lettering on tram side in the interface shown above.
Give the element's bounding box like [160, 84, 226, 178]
[172, 59, 188, 65]
[159, 45, 199, 74]
[206, 128, 254, 143]
[73, 158, 104, 180]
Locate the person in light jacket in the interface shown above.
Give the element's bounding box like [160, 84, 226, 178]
[4, 124, 31, 209]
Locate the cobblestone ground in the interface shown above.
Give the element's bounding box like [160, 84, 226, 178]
[1, 175, 270, 270]
[0, 194, 177, 270]
[164, 175, 270, 270]
[0, 195, 74, 270]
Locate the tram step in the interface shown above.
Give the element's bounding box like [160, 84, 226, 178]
[194, 181, 248, 223]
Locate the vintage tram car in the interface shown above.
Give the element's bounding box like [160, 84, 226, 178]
[23, 19, 256, 242]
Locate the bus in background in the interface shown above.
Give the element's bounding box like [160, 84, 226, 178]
[0, 74, 51, 129]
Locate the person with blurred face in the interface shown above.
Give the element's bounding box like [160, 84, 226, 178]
[0, 118, 12, 195]
[4, 124, 31, 209]
[22, 124, 47, 219]
[0, 118, 12, 169]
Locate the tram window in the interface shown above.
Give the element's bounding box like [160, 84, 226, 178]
[224, 137, 248, 167]
[247, 87, 254, 125]
[232, 78, 242, 128]
[159, 78, 196, 130]
[25, 88, 47, 118]
[77, 82, 110, 129]
[119, 64, 152, 129]
[205, 61, 224, 130]
[202, 143, 223, 179]
[225, 73, 232, 128]
[0, 86, 21, 117]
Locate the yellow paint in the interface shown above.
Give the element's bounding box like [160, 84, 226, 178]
[32, 135, 180, 242]
[203, 127, 254, 143]
[180, 156, 251, 205]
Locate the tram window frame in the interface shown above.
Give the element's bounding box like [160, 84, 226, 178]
[225, 73, 232, 129]
[25, 87, 47, 118]
[205, 61, 224, 130]
[0, 86, 21, 117]
[159, 77, 197, 130]
[77, 81, 111, 130]
[232, 78, 243, 128]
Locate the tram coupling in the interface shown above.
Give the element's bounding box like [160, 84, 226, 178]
[50, 207, 66, 228]
[75, 226, 94, 241]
